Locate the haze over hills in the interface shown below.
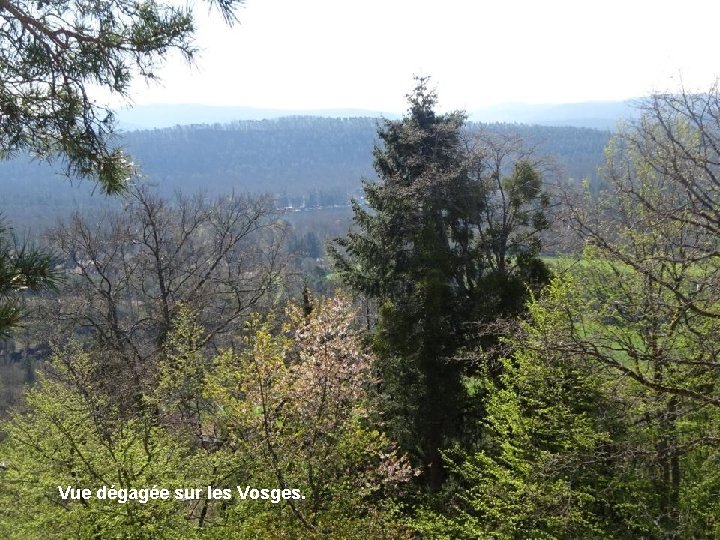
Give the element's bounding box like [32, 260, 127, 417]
[0, 98, 639, 242]
[116, 99, 638, 130]
[116, 104, 400, 130]
[0, 116, 612, 230]
[468, 99, 639, 129]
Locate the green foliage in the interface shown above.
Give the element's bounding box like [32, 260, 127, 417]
[412, 278, 617, 539]
[551, 251, 720, 536]
[0, 348, 203, 539]
[203, 297, 414, 538]
[0, 218, 58, 337]
[0, 297, 412, 538]
[0, 0, 241, 194]
[489, 89, 720, 536]
[423, 258, 720, 538]
[153, 305, 214, 437]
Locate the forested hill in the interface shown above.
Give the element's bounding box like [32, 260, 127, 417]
[0, 116, 611, 228]
[127, 117, 378, 207]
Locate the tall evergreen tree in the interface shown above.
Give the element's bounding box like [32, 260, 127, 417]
[331, 78, 552, 490]
[330, 78, 477, 489]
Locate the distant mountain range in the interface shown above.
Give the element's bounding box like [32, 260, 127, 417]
[116, 100, 640, 131]
[1, 117, 612, 231]
[468, 100, 640, 130]
[116, 105, 399, 130]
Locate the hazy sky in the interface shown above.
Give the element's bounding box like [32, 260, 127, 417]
[123, 0, 720, 112]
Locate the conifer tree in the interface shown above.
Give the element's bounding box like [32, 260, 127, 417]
[0, 0, 242, 194]
[0, 219, 58, 336]
[331, 78, 551, 489]
[330, 77, 476, 489]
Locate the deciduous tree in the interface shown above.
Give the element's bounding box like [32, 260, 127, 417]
[33, 186, 286, 412]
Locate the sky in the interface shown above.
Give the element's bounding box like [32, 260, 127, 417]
[122, 0, 720, 112]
